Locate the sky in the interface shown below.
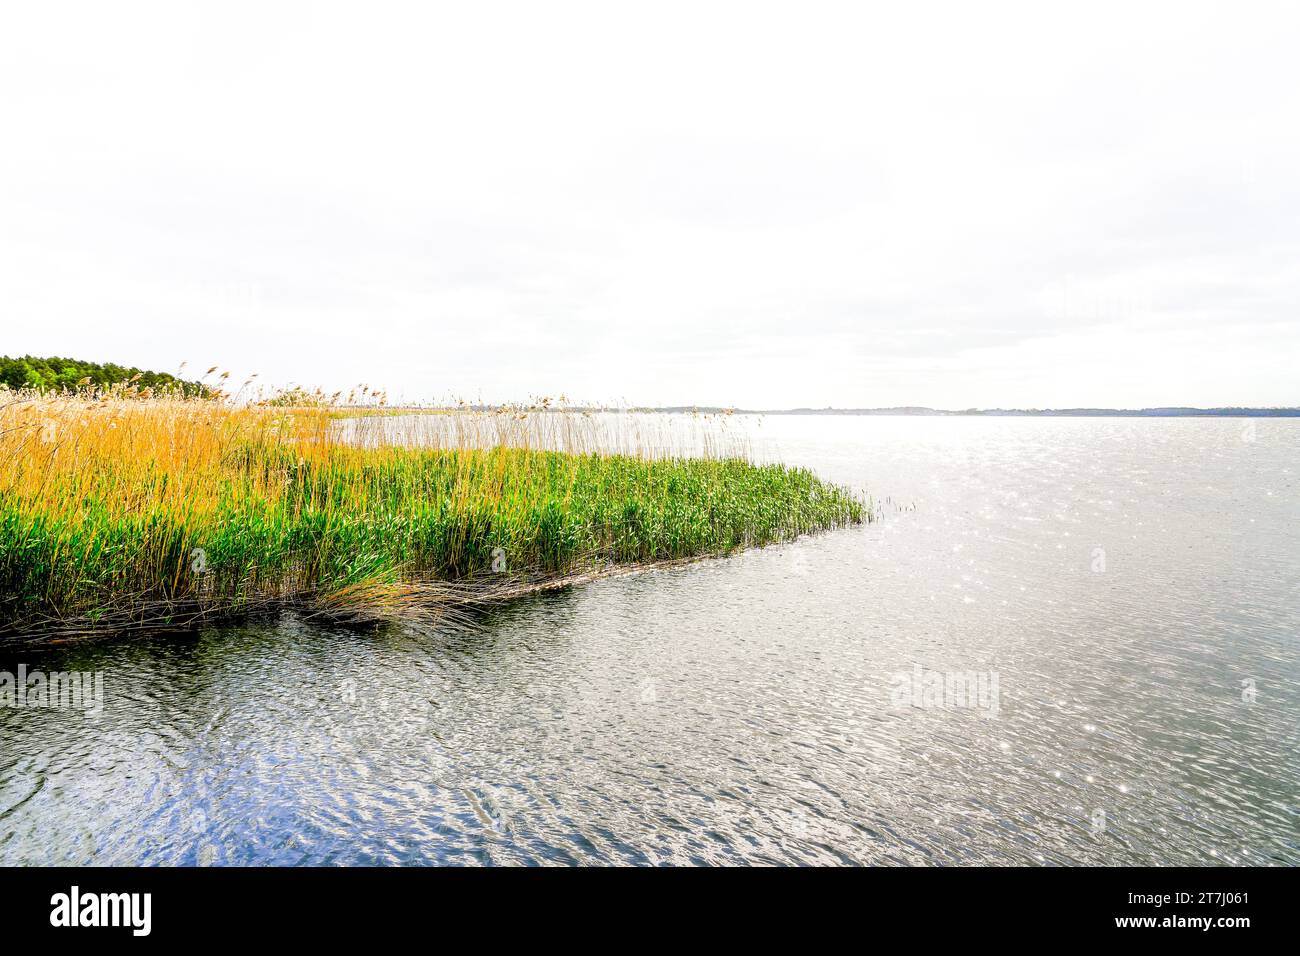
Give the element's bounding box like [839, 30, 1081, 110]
[2, 0, 1298, 408]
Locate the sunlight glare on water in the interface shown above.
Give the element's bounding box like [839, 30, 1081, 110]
[1, 418, 1296, 865]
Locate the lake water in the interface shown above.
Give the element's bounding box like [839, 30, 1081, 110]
[2, 417, 1297, 865]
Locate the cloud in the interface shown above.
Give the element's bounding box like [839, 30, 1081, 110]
[1, 0, 1296, 407]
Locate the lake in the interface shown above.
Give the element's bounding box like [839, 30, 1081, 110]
[2, 417, 1296, 865]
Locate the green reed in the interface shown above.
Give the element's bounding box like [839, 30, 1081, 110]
[0, 395, 866, 638]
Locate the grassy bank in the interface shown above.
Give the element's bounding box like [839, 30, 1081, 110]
[0, 390, 866, 639]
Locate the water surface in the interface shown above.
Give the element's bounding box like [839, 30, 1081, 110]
[2, 417, 1297, 864]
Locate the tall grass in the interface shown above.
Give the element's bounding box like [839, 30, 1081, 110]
[0, 388, 866, 639]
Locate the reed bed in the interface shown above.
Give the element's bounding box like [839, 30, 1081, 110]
[0, 388, 866, 640]
[339, 405, 753, 459]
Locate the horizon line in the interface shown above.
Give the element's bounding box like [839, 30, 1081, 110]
[383, 404, 1300, 417]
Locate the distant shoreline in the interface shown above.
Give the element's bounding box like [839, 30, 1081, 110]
[384, 405, 1300, 418]
[650, 406, 1300, 417]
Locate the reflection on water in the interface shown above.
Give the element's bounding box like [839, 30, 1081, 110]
[2, 418, 1297, 865]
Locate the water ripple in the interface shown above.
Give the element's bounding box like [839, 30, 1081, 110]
[1, 418, 1297, 865]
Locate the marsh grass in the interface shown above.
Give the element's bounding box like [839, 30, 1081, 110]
[0, 388, 866, 639]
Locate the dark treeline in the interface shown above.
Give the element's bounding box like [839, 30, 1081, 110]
[0, 355, 206, 395]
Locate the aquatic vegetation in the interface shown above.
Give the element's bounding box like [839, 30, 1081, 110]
[0, 388, 866, 639]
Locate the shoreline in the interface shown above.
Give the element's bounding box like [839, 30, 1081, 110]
[1, 394, 866, 644]
[4, 540, 846, 648]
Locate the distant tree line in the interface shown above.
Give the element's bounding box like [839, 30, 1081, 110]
[0, 355, 207, 395]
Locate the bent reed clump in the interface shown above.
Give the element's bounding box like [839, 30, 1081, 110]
[0, 384, 867, 640]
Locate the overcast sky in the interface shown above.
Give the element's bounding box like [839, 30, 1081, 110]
[2, 1, 1298, 407]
